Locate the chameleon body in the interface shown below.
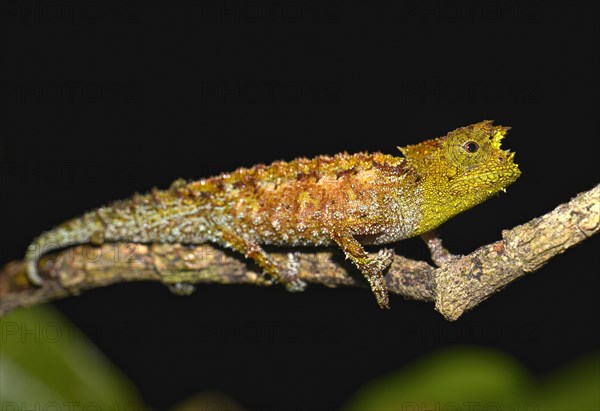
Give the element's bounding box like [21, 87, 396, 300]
[25, 120, 521, 308]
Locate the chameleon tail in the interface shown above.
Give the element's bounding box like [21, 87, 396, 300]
[25, 212, 104, 285]
[25, 185, 214, 286]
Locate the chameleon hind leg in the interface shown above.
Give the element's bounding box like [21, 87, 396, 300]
[331, 231, 394, 309]
[218, 228, 307, 292]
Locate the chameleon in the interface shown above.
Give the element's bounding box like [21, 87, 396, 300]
[24, 120, 521, 308]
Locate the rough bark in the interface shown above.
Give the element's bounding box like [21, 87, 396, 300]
[1, 184, 598, 320]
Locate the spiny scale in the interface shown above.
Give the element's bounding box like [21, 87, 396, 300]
[25, 121, 521, 308]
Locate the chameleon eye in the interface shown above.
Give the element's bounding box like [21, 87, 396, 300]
[463, 141, 479, 153]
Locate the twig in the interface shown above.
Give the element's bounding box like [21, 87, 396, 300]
[1, 184, 598, 320]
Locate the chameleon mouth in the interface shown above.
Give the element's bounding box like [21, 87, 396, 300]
[478, 167, 520, 184]
[452, 152, 521, 193]
[490, 124, 520, 171]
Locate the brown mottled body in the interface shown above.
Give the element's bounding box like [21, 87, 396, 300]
[198, 152, 422, 246]
[25, 121, 521, 308]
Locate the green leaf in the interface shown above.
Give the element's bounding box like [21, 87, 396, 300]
[1, 305, 145, 410]
[344, 346, 599, 411]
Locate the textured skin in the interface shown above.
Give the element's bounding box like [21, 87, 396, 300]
[25, 120, 521, 308]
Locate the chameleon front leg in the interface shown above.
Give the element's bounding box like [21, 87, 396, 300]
[420, 230, 459, 266]
[218, 228, 307, 292]
[330, 231, 394, 309]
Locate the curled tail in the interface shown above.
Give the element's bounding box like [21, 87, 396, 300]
[25, 211, 105, 285]
[25, 186, 215, 285]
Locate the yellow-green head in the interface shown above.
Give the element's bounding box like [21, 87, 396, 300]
[399, 120, 522, 234]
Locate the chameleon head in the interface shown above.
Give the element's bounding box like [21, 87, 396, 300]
[399, 120, 521, 233]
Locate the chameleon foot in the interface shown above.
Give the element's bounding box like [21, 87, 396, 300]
[167, 282, 196, 296]
[332, 232, 395, 308]
[280, 252, 307, 292]
[365, 271, 389, 309]
[362, 248, 394, 309]
[218, 228, 306, 292]
[369, 248, 395, 274]
[420, 230, 460, 267]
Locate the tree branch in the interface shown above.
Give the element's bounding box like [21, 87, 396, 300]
[1, 184, 598, 320]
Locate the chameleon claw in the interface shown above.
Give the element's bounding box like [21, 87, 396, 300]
[284, 277, 307, 293]
[167, 282, 196, 296]
[366, 271, 390, 309]
[281, 252, 306, 292]
[375, 248, 395, 271]
[363, 249, 394, 308]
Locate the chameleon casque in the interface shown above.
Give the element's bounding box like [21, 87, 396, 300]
[25, 120, 521, 308]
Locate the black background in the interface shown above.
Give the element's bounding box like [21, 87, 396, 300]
[2, 1, 599, 410]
